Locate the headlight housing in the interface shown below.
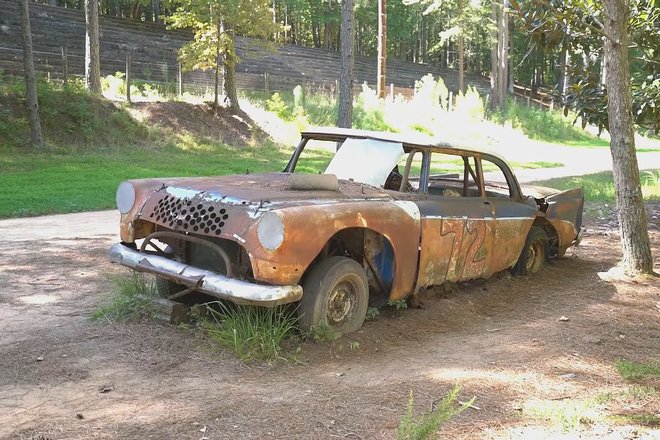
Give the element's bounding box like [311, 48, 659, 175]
[257, 212, 285, 251]
[116, 181, 136, 214]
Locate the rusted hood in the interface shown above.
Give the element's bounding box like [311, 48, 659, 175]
[133, 172, 393, 205]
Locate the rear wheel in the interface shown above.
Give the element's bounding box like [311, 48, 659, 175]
[299, 257, 369, 336]
[512, 226, 548, 275]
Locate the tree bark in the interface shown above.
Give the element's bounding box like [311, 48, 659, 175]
[457, 0, 464, 93]
[377, 0, 386, 99]
[496, 0, 508, 111]
[490, 1, 498, 110]
[222, 22, 240, 111]
[18, 0, 44, 148]
[337, 0, 354, 130]
[85, 0, 101, 94]
[603, 0, 654, 275]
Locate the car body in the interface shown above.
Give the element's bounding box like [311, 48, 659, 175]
[109, 127, 583, 334]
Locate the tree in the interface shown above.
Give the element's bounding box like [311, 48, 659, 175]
[85, 0, 102, 94]
[337, 0, 355, 128]
[167, 0, 282, 111]
[18, 0, 44, 148]
[376, 0, 386, 98]
[603, 0, 653, 275]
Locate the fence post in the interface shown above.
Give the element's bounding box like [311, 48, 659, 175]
[448, 91, 453, 111]
[178, 62, 184, 96]
[126, 51, 132, 104]
[389, 83, 394, 101]
[61, 46, 68, 86]
[264, 72, 269, 95]
[526, 96, 531, 108]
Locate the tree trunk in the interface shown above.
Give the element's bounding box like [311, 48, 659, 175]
[18, 0, 44, 148]
[151, 0, 160, 23]
[214, 18, 221, 108]
[337, 0, 354, 130]
[496, 0, 508, 110]
[457, 0, 464, 93]
[603, 0, 654, 275]
[85, 0, 101, 94]
[490, 1, 498, 109]
[222, 24, 240, 111]
[377, 0, 386, 99]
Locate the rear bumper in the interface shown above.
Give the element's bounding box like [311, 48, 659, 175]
[108, 243, 302, 307]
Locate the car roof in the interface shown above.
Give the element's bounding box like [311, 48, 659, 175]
[300, 126, 510, 164]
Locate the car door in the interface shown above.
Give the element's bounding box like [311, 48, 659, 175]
[481, 157, 539, 275]
[415, 152, 495, 289]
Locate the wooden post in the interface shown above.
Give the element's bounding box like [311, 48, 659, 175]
[264, 72, 269, 95]
[61, 46, 68, 86]
[448, 91, 453, 111]
[178, 61, 184, 96]
[389, 83, 394, 101]
[526, 96, 531, 108]
[126, 51, 131, 104]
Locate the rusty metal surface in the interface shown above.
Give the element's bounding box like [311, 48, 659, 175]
[113, 129, 584, 310]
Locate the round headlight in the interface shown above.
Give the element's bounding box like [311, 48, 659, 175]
[257, 212, 285, 251]
[116, 181, 136, 214]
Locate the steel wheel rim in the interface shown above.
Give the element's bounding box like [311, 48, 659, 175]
[526, 239, 544, 273]
[326, 279, 358, 325]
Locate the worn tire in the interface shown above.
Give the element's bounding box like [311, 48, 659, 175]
[299, 257, 369, 336]
[512, 226, 548, 276]
[155, 276, 184, 298]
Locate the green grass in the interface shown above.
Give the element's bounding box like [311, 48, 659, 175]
[616, 358, 660, 381]
[91, 272, 157, 322]
[534, 170, 660, 202]
[0, 145, 296, 218]
[397, 386, 474, 440]
[202, 301, 299, 363]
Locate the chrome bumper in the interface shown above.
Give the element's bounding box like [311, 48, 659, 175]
[108, 243, 302, 306]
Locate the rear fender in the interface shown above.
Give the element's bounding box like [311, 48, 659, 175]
[544, 187, 584, 248]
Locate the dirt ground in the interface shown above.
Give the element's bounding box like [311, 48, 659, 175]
[0, 204, 658, 440]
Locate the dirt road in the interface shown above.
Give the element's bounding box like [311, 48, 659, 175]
[0, 206, 658, 439]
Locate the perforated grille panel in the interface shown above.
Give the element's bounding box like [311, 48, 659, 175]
[148, 194, 230, 235]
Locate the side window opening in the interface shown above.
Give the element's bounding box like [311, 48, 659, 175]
[481, 158, 513, 198]
[426, 152, 481, 197]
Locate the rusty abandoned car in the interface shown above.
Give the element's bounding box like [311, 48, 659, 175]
[109, 127, 584, 334]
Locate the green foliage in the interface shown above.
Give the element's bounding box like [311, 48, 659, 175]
[266, 92, 293, 120]
[397, 385, 474, 440]
[616, 358, 660, 381]
[523, 397, 601, 433]
[388, 298, 408, 311]
[91, 272, 156, 322]
[309, 323, 338, 342]
[490, 99, 601, 143]
[202, 301, 298, 363]
[352, 85, 395, 132]
[365, 307, 380, 321]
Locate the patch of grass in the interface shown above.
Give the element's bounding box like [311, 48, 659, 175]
[522, 398, 601, 432]
[202, 301, 298, 363]
[608, 413, 660, 426]
[533, 170, 660, 202]
[397, 385, 474, 440]
[616, 358, 660, 381]
[91, 272, 156, 322]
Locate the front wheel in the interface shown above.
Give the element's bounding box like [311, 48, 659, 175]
[512, 226, 548, 276]
[299, 257, 369, 336]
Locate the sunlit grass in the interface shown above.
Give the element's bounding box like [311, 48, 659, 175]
[534, 170, 660, 202]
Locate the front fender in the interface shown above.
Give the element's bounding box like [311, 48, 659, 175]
[245, 201, 421, 300]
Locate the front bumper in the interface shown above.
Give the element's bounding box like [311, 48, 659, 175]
[108, 243, 303, 306]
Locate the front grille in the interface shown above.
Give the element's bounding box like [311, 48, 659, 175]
[148, 194, 230, 235]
